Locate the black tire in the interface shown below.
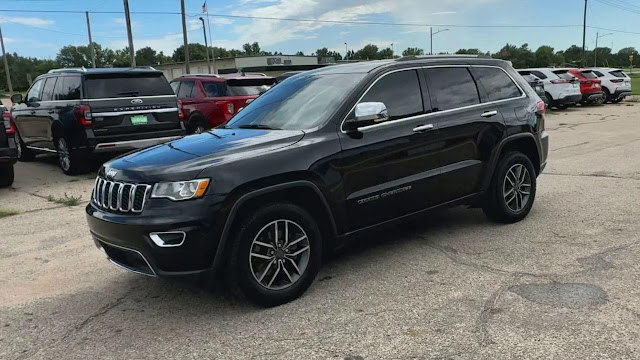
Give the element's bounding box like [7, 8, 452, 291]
[14, 132, 35, 162]
[482, 151, 537, 224]
[543, 94, 551, 109]
[602, 88, 612, 103]
[226, 202, 322, 307]
[188, 115, 209, 134]
[0, 163, 14, 187]
[54, 137, 88, 175]
[613, 98, 623, 104]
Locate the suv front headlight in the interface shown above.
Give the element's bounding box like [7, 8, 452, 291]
[151, 179, 210, 201]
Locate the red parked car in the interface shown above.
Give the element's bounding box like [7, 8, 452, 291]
[171, 73, 276, 134]
[564, 68, 605, 105]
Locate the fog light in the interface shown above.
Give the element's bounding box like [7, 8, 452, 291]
[149, 231, 186, 247]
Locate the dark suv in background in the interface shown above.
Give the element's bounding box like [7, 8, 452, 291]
[86, 56, 548, 306]
[0, 106, 17, 186]
[11, 67, 185, 174]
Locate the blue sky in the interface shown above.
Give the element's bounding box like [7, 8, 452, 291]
[0, 0, 638, 59]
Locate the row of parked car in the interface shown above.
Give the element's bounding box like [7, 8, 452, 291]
[518, 67, 632, 109]
[0, 64, 633, 184]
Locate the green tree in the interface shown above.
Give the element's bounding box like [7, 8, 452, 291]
[295, 51, 305, 56]
[456, 48, 484, 55]
[377, 47, 394, 59]
[353, 44, 379, 60]
[56, 45, 93, 68]
[135, 47, 157, 66]
[402, 47, 424, 56]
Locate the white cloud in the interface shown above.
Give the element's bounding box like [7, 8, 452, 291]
[0, 16, 54, 27]
[113, 17, 142, 30]
[431, 11, 457, 15]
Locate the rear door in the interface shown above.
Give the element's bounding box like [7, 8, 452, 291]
[84, 72, 181, 139]
[423, 66, 506, 204]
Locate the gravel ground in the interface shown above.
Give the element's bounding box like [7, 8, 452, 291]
[1, 102, 639, 359]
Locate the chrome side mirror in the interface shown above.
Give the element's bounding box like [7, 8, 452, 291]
[344, 102, 389, 131]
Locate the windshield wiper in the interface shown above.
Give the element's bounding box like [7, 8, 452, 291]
[237, 124, 279, 130]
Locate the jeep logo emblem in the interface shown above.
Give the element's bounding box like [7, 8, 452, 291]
[106, 169, 117, 179]
[131, 98, 143, 105]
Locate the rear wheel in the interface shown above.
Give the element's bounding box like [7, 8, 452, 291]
[226, 202, 322, 307]
[0, 163, 14, 187]
[602, 88, 612, 103]
[55, 137, 88, 175]
[188, 115, 209, 134]
[483, 151, 537, 223]
[14, 132, 35, 161]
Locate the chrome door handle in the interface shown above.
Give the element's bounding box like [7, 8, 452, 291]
[481, 110, 498, 118]
[412, 124, 434, 133]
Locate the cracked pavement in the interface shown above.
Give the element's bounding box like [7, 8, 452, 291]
[1, 102, 640, 359]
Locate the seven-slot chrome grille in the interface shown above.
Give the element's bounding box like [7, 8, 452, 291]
[92, 177, 151, 213]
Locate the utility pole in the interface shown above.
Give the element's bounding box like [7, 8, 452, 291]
[181, 0, 190, 74]
[123, 0, 136, 67]
[582, 0, 588, 67]
[204, 3, 215, 73]
[86, 11, 96, 68]
[199, 17, 211, 73]
[594, 32, 613, 67]
[0, 24, 12, 93]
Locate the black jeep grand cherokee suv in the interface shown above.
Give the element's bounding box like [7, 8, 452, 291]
[87, 56, 549, 306]
[11, 67, 185, 174]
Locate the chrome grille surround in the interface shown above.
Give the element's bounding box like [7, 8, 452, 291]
[92, 177, 151, 213]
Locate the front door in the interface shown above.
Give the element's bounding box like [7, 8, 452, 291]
[13, 78, 45, 146]
[337, 69, 441, 231]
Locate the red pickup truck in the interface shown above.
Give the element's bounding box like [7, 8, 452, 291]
[171, 73, 276, 134]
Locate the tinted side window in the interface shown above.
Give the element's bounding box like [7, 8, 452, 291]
[27, 79, 44, 102]
[55, 77, 81, 100]
[531, 71, 547, 80]
[202, 81, 227, 97]
[424, 67, 479, 111]
[610, 70, 628, 78]
[41, 77, 57, 101]
[170, 81, 180, 94]
[471, 67, 521, 102]
[177, 81, 194, 99]
[360, 70, 423, 120]
[593, 71, 604, 77]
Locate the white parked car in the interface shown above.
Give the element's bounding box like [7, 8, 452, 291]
[518, 68, 582, 108]
[590, 68, 632, 103]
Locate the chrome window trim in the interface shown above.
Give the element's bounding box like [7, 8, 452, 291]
[340, 64, 527, 134]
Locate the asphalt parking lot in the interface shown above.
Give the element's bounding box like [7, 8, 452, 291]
[1, 101, 640, 359]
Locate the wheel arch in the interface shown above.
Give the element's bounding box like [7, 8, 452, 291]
[211, 180, 338, 271]
[482, 133, 541, 190]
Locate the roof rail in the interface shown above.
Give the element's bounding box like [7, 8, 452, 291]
[133, 66, 157, 71]
[47, 67, 87, 74]
[182, 73, 222, 77]
[395, 54, 492, 62]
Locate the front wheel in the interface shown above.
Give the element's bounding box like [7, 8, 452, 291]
[483, 152, 537, 223]
[0, 163, 14, 187]
[227, 203, 322, 307]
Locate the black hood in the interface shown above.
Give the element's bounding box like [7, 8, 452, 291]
[103, 128, 304, 182]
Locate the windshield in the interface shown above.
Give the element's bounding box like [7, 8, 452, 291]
[225, 73, 365, 130]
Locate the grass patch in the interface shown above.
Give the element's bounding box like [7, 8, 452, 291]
[47, 193, 82, 206]
[630, 73, 640, 95]
[0, 210, 19, 218]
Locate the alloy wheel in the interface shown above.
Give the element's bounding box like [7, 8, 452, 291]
[503, 163, 531, 212]
[249, 219, 311, 291]
[56, 138, 71, 172]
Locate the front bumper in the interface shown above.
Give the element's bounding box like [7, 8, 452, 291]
[85, 194, 225, 276]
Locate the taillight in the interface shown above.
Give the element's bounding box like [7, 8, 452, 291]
[2, 112, 15, 134]
[551, 79, 569, 84]
[227, 102, 234, 114]
[73, 105, 92, 126]
[177, 99, 185, 120]
[536, 100, 546, 114]
[611, 79, 624, 83]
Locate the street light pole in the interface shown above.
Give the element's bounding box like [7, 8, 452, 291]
[199, 17, 211, 74]
[180, 0, 190, 74]
[594, 32, 613, 67]
[430, 27, 449, 55]
[391, 43, 394, 58]
[344, 42, 348, 61]
[582, 0, 588, 66]
[85, 11, 96, 68]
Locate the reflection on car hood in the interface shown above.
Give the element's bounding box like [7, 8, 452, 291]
[106, 128, 304, 180]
